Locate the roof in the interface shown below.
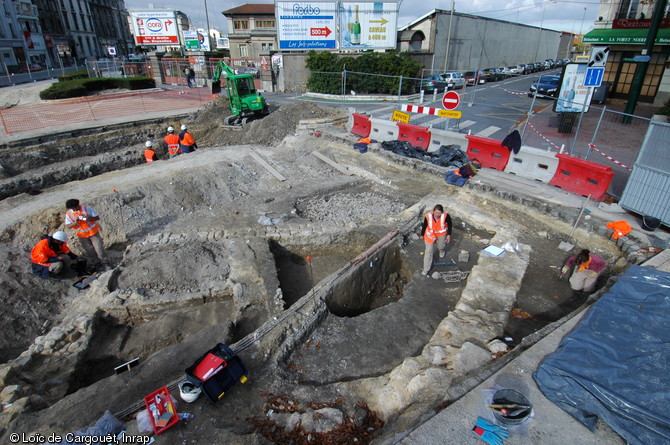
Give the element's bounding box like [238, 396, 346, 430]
[222, 4, 276, 16]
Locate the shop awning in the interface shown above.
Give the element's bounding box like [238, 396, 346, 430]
[583, 28, 670, 45]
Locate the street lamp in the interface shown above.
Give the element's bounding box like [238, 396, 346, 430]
[579, 7, 587, 36]
[204, 0, 212, 50]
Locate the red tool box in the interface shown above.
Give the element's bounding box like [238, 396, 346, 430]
[143, 386, 179, 434]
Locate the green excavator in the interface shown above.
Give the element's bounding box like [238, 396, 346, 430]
[211, 60, 269, 125]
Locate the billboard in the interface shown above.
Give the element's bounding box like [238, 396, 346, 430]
[276, 2, 338, 50]
[554, 63, 595, 113]
[131, 11, 180, 45]
[340, 2, 398, 50]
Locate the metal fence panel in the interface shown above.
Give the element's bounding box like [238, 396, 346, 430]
[619, 121, 670, 226]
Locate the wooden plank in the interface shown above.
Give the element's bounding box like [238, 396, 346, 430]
[310, 151, 351, 175]
[249, 151, 286, 181]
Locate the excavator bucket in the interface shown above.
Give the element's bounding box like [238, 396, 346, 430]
[211, 80, 222, 95]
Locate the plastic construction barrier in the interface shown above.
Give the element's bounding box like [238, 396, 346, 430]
[465, 135, 510, 171]
[397, 122, 431, 150]
[369, 117, 399, 142]
[350, 113, 372, 138]
[504, 146, 559, 183]
[427, 128, 467, 153]
[549, 153, 614, 201]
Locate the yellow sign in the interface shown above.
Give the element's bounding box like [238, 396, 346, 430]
[392, 110, 410, 123]
[437, 109, 462, 119]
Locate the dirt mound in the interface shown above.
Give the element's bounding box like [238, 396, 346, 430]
[194, 99, 346, 147]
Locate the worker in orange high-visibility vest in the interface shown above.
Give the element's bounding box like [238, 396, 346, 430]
[65, 198, 109, 271]
[420, 204, 452, 277]
[144, 140, 158, 163]
[178, 124, 198, 153]
[31, 231, 79, 279]
[164, 126, 181, 158]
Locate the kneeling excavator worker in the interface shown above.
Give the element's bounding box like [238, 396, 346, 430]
[31, 231, 79, 279]
[164, 126, 181, 158]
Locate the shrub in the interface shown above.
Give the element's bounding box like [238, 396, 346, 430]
[39, 76, 155, 100]
[655, 98, 670, 115]
[57, 69, 89, 82]
[305, 50, 422, 95]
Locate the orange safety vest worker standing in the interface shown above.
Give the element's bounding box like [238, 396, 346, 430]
[144, 140, 158, 163]
[420, 204, 452, 277]
[164, 126, 181, 158]
[65, 198, 109, 271]
[178, 124, 198, 153]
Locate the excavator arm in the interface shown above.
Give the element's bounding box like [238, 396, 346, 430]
[211, 60, 239, 95]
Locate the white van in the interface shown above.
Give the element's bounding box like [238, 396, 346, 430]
[441, 72, 465, 89]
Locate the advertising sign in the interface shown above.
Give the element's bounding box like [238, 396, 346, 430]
[276, 2, 337, 50]
[131, 11, 180, 45]
[554, 63, 594, 113]
[340, 2, 398, 49]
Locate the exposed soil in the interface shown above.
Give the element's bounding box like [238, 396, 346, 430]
[0, 85, 626, 444]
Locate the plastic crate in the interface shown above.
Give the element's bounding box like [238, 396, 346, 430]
[143, 386, 179, 434]
[185, 343, 249, 403]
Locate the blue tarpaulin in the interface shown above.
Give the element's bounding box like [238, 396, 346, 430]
[534, 265, 670, 445]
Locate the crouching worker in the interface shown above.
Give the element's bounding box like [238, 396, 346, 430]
[31, 231, 79, 279]
[562, 249, 606, 292]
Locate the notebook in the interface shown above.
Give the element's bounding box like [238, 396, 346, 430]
[192, 353, 226, 381]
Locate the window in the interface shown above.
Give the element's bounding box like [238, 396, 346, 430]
[616, 0, 640, 19]
[234, 20, 249, 30]
[257, 20, 275, 28]
[261, 43, 274, 51]
[239, 44, 248, 58]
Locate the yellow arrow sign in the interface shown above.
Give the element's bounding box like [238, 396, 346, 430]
[370, 18, 389, 25]
[437, 110, 462, 118]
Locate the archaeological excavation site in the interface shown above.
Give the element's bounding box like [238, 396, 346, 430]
[0, 97, 663, 444]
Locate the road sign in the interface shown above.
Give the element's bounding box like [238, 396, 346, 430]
[584, 67, 605, 87]
[392, 110, 410, 123]
[442, 91, 460, 110]
[437, 109, 462, 119]
[107, 47, 116, 55]
[588, 46, 609, 67]
[633, 55, 651, 62]
[276, 2, 337, 50]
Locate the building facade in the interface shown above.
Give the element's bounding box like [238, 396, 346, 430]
[398, 9, 562, 74]
[222, 4, 277, 60]
[584, 0, 670, 104]
[0, 0, 50, 73]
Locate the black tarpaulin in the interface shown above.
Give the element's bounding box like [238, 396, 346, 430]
[534, 265, 670, 445]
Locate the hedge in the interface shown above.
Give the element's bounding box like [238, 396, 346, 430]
[40, 76, 156, 100]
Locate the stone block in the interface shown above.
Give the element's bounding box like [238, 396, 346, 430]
[453, 342, 491, 373]
[458, 250, 470, 262]
[0, 385, 21, 404]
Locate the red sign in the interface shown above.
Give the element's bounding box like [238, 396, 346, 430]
[310, 27, 332, 37]
[442, 91, 460, 110]
[23, 31, 34, 49]
[613, 18, 670, 29]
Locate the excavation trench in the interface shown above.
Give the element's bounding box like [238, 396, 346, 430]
[0, 108, 631, 443]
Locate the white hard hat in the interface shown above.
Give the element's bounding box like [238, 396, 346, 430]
[52, 231, 67, 243]
[167, 126, 174, 132]
[179, 381, 201, 403]
[180, 124, 187, 131]
[145, 141, 153, 147]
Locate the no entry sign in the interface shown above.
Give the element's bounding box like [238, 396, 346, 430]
[442, 91, 460, 110]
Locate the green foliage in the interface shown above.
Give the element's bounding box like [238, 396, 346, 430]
[39, 76, 155, 100]
[57, 68, 89, 82]
[305, 51, 422, 95]
[655, 98, 670, 115]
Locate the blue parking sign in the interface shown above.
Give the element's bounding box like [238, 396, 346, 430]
[585, 67, 604, 87]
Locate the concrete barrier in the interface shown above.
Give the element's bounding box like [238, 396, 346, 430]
[350, 113, 372, 138]
[427, 128, 467, 152]
[504, 146, 559, 183]
[465, 135, 510, 171]
[369, 117, 400, 142]
[549, 153, 614, 201]
[397, 123, 431, 150]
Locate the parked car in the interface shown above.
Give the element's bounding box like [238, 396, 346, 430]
[507, 65, 521, 75]
[418, 74, 449, 92]
[440, 72, 466, 89]
[463, 70, 486, 86]
[483, 68, 503, 82]
[529, 75, 560, 98]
